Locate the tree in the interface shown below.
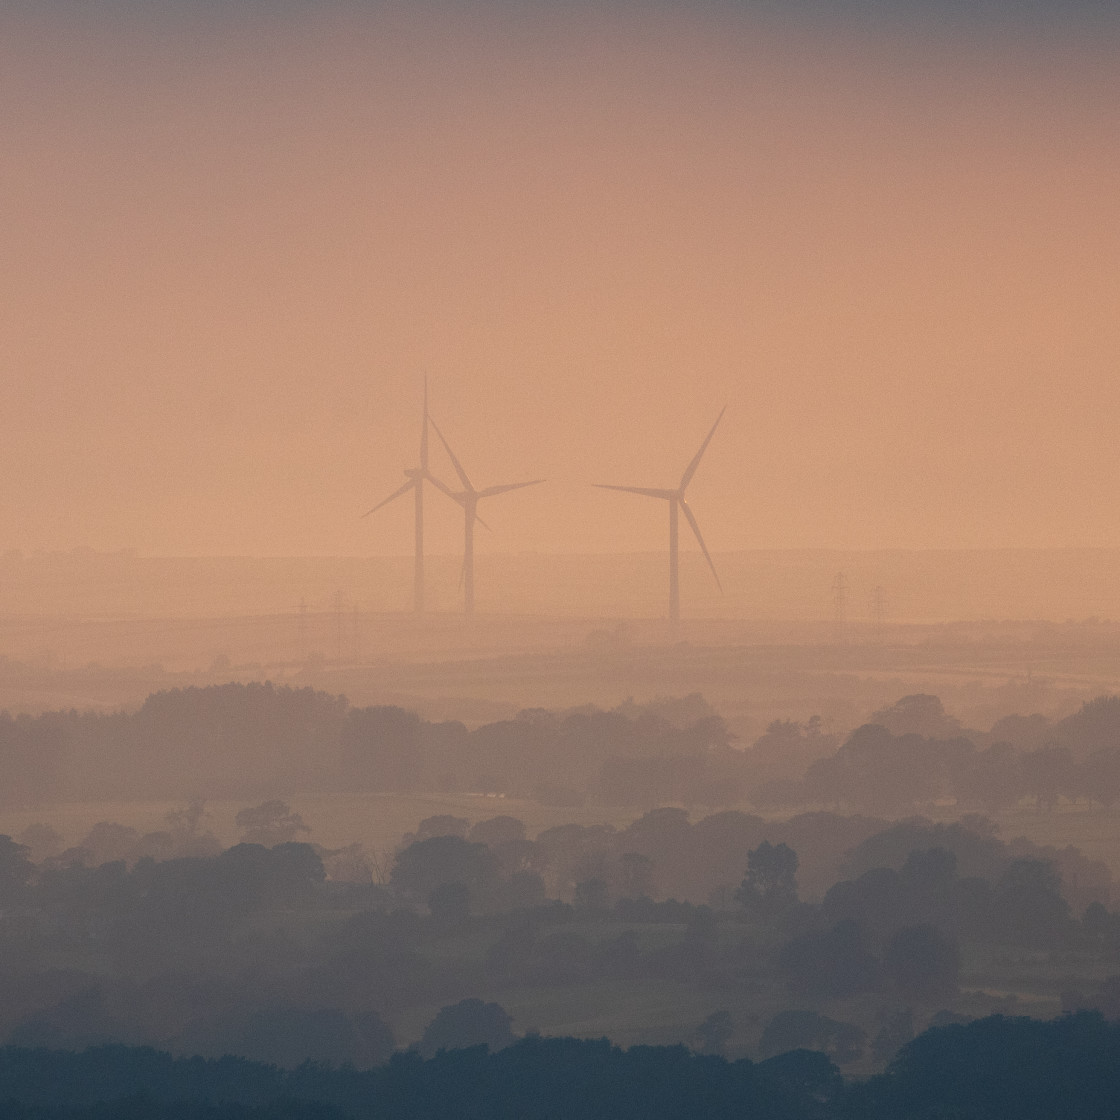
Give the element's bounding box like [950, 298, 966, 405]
[391, 836, 499, 905]
[574, 877, 609, 913]
[756, 1048, 843, 1108]
[428, 881, 471, 932]
[418, 999, 514, 1058]
[779, 920, 880, 1000]
[1053, 695, 1120, 757]
[495, 870, 547, 911]
[235, 1007, 358, 1068]
[736, 841, 799, 915]
[884, 925, 960, 1005]
[79, 822, 140, 865]
[1081, 748, 1120, 810]
[900, 847, 957, 893]
[953, 743, 1023, 813]
[0, 835, 34, 903]
[1021, 746, 1075, 812]
[409, 815, 470, 843]
[867, 694, 962, 739]
[746, 718, 838, 785]
[17, 823, 61, 862]
[344, 705, 423, 792]
[235, 800, 311, 846]
[694, 1010, 734, 1056]
[759, 1008, 866, 1064]
[993, 858, 1072, 946]
[872, 1006, 915, 1063]
[855, 1011, 1120, 1120]
[468, 816, 526, 847]
[217, 841, 325, 910]
[354, 1009, 396, 1068]
[617, 852, 654, 900]
[9, 985, 130, 1051]
[468, 816, 533, 877]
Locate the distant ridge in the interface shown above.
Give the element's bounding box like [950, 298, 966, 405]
[2, 548, 1120, 623]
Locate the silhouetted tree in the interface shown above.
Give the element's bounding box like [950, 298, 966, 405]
[736, 841, 799, 915]
[236, 1007, 358, 1068]
[468, 816, 526, 847]
[1022, 746, 1075, 811]
[759, 1008, 866, 1064]
[867, 694, 963, 739]
[993, 858, 1072, 945]
[391, 836, 499, 905]
[235, 801, 311, 846]
[0, 835, 34, 904]
[344, 706, 423, 792]
[574, 877, 609, 913]
[428, 881, 471, 932]
[779, 920, 880, 1000]
[694, 1009, 734, 1055]
[884, 925, 960, 1005]
[418, 998, 514, 1058]
[871, 1006, 915, 1064]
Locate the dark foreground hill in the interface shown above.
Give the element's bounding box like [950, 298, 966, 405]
[0, 1037, 819, 1120]
[1, 1012, 1120, 1120]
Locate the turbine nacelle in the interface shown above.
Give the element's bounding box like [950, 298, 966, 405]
[594, 408, 727, 618]
[428, 416, 545, 511]
[427, 414, 545, 614]
[361, 467, 452, 518]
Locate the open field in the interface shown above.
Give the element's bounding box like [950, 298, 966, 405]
[3, 611, 1120, 738]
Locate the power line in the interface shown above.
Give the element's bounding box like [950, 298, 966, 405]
[831, 571, 848, 633]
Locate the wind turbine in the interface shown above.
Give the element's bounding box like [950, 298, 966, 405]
[427, 416, 544, 616]
[361, 380, 450, 615]
[595, 408, 725, 627]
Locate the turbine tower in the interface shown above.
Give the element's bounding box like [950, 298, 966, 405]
[595, 408, 725, 627]
[427, 417, 544, 616]
[361, 380, 448, 615]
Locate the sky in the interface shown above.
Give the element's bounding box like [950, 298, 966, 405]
[2, 0, 1119, 558]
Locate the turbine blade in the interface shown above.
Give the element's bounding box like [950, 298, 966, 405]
[361, 478, 415, 517]
[423, 471, 460, 501]
[594, 484, 675, 500]
[428, 415, 474, 492]
[679, 407, 726, 491]
[477, 479, 546, 499]
[680, 498, 723, 593]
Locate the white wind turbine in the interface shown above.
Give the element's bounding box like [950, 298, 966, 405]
[595, 408, 726, 626]
[427, 416, 544, 616]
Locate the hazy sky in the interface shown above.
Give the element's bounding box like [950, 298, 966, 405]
[3, 1, 1119, 557]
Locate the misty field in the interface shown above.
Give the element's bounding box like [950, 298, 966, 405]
[7, 792, 1120, 882]
[0, 792, 646, 863]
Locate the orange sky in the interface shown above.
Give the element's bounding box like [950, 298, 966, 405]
[2, 3, 1119, 558]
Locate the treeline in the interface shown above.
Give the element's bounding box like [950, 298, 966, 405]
[0, 686, 743, 806]
[5, 682, 1120, 814]
[761, 694, 1120, 815]
[387, 804, 1111, 910]
[0, 803, 1117, 1069]
[15, 797, 1112, 914]
[2, 1012, 1120, 1119]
